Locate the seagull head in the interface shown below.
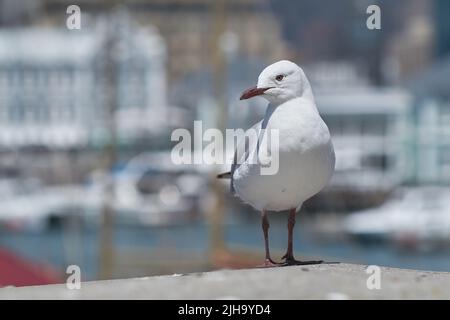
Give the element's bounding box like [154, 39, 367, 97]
[240, 60, 312, 104]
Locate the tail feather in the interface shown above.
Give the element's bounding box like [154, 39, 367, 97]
[217, 172, 231, 179]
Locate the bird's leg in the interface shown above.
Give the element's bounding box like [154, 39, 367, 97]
[283, 208, 295, 260]
[282, 208, 323, 266]
[259, 210, 280, 267]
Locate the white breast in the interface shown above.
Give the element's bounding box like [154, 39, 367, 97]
[232, 97, 335, 212]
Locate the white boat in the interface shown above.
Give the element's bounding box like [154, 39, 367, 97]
[86, 152, 208, 226]
[0, 152, 210, 230]
[0, 179, 91, 230]
[343, 187, 450, 249]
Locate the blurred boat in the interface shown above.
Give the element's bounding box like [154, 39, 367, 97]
[0, 178, 87, 230]
[0, 152, 210, 230]
[86, 151, 209, 226]
[343, 187, 450, 250]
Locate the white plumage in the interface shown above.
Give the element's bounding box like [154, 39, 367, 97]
[222, 60, 335, 266]
[232, 60, 335, 212]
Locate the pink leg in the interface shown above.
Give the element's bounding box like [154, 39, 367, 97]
[282, 208, 323, 266]
[259, 210, 280, 268]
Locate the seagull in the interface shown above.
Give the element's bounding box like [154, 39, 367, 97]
[218, 60, 335, 267]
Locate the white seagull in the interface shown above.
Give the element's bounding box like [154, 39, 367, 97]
[218, 60, 335, 267]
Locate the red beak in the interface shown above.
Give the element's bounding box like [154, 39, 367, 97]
[239, 86, 272, 100]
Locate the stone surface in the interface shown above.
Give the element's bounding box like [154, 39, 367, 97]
[1, 263, 450, 299]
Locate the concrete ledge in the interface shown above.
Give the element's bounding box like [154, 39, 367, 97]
[1, 263, 450, 299]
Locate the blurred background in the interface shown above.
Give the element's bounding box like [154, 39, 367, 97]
[1, 0, 450, 287]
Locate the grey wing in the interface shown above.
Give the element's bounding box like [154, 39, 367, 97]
[230, 121, 262, 194]
[230, 139, 247, 194]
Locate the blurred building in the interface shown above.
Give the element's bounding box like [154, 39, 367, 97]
[319, 89, 411, 192]
[0, 28, 99, 148]
[306, 63, 413, 207]
[271, 0, 437, 86]
[435, 0, 450, 57]
[0, 0, 41, 26]
[0, 17, 171, 149]
[408, 55, 450, 184]
[383, 0, 435, 84]
[32, 0, 287, 83]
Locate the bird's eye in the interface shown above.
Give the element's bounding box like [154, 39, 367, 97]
[275, 74, 284, 81]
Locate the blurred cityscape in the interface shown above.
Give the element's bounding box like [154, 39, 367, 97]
[1, 0, 450, 286]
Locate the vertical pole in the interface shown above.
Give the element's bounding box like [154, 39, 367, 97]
[98, 3, 121, 280]
[209, 0, 228, 259]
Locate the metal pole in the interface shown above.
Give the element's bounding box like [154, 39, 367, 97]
[209, 0, 228, 259]
[98, 3, 121, 280]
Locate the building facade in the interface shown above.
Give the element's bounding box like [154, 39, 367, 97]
[0, 17, 169, 149]
[37, 0, 287, 83]
[308, 63, 413, 194]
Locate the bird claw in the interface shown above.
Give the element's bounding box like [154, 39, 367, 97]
[281, 255, 323, 266]
[257, 258, 282, 268]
